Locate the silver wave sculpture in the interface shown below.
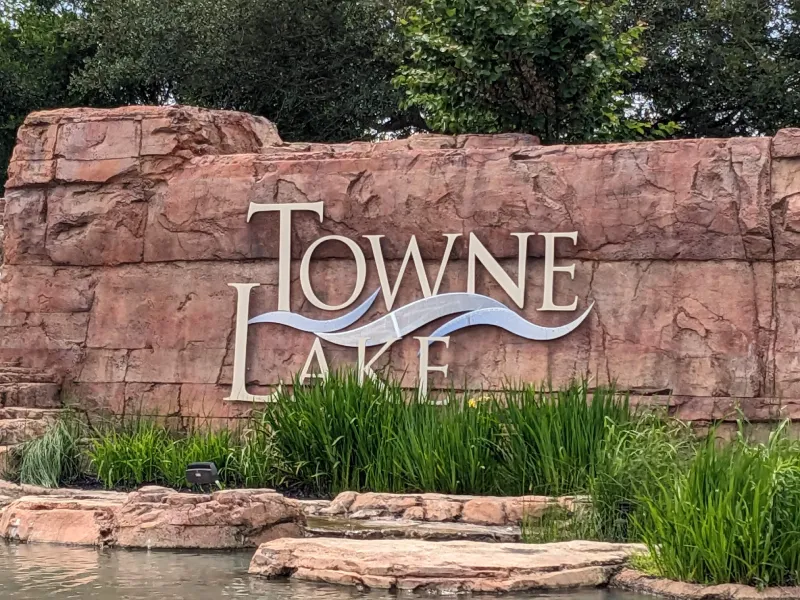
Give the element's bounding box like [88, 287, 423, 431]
[249, 291, 593, 347]
[427, 303, 594, 344]
[318, 293, 506, 347]
[248, 289, 380, 332]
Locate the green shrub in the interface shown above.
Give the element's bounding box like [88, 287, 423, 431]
[16, 413, 86, 488]
[636, 421, 800, 587]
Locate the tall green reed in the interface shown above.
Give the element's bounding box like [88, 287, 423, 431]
[9, 372, 634, 499]
[521, 412, 694, 543]
[499, 382, 631, 495]
[636, 421, 800, 587]
[260, 372, 629, 496]
[389, 391, 504, 494]
[259, 372, 403, 494]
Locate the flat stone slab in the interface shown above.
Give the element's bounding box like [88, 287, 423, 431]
[306, 515, 521, 542]
[249, 538, 643, 594]
[612, 569, 800, 600]
[0, 479, 127, 501]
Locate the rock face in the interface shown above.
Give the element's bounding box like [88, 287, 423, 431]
[0, 486, 305, 548]
[249, 538, 642, 594]
[3, 104, 800, 423]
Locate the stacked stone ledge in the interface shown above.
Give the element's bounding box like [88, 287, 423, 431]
[312, 490, 581, 526]
[2, 104, 800, 423]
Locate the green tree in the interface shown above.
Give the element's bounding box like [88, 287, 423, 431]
[393, 0, 668, 141]
[622, 0, 800, 136]
[0, 1, 91, 186]
[72, 0, 417, 142]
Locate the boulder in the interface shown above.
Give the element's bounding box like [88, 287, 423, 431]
[249, 538, 643, 594]
[116, 487, 306, 549]
[0, 496, 119, 546]
[0, 486, 305, 548]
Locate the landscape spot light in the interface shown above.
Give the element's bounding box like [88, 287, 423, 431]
[186, 462, 218, 487]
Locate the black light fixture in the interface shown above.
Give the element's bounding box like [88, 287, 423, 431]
[186, 462, 219, 487]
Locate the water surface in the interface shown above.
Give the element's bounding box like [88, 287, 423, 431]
[0, 541, 649, 600]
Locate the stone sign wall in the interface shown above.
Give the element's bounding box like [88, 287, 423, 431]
[3, 105, 800, 424]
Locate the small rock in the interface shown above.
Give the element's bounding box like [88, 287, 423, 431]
[299, 499, 331, 516]
[348, 492, 420, 516]
[320, 491, 358, 515]
[462, 498, 507, 525]
[402, 507, 426, 521]
[421, 497, 462, 522]
[349, 509, 384, 520]
[125, 486, 176, 504]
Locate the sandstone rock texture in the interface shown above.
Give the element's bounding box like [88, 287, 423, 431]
[318, 491, 578, 525]
[612, 569, 800, 600]
[248, 537, 642, 594]
[2, 105, 800, 422]
[305, 515, 523, 543]
[0, 485, 305, 548]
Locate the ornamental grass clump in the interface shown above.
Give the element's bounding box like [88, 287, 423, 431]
[15, 412, 86, 488]
[388, 390, 503, 495]
[87, 420, 244, 489]
[587, 414, 695, 541]
[636, 421, 800, 587]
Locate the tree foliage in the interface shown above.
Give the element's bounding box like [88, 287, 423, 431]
[622, 0, 800, 136]
[73, 0, 412, 142]
[393, 0, 673, 141]
[0, 1, 91, 184]
[2, 0, 800, 189]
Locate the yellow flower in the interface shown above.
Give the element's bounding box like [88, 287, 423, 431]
[467, 398, 478, 408]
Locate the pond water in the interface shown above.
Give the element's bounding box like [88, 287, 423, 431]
[0, 541, 648, 600]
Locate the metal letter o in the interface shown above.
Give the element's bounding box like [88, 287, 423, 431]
[300, 236, 367, 311]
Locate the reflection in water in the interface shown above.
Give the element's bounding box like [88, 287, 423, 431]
[0, 541, 648, 600]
